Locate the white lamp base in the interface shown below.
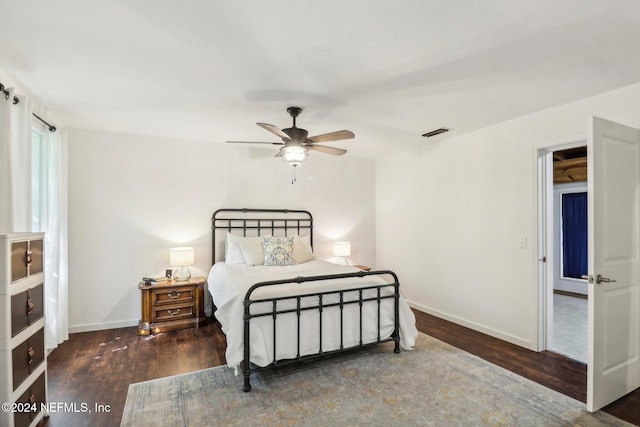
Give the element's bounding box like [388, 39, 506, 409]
[173, 266, 191, 281]
[335, 257, 349, 266]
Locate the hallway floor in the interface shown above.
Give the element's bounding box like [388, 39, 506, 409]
[550, 293, 587, 363]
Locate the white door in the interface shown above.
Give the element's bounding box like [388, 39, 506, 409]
[587, 116, 640, 412]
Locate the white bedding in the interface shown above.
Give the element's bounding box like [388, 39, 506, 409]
[207, 260, 417, 370]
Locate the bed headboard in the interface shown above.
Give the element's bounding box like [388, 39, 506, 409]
[211, 208, 313, 264]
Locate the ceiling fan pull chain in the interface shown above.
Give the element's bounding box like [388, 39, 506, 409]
[291, 167, 296, 184]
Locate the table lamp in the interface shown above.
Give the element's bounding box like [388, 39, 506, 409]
[170, 247, 194, 281]
[333, 242, 351, 265]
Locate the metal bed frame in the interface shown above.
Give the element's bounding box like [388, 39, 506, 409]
[211, 208, 400, 392]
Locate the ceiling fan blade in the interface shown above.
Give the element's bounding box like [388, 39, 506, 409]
[274, 150, 283, 158]
[257, 123, 291, 141]
[307, 130, 354, 144]
[226, 141, 284, 145]
[307, 145, 347, 156]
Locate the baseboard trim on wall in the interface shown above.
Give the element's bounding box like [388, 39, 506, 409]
[407, 300, 535, 351]
[69, 319, 139, 334]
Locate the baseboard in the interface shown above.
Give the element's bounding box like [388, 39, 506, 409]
[407, 300, 535, 351]
[69, 319, 139, 334]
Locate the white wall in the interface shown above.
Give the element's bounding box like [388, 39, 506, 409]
[376, 81, 640, 350]
[67, 129, 376, 332]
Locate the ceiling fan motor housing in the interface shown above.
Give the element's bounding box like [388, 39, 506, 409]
[283, 127, 309, 142]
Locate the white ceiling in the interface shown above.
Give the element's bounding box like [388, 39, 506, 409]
[2, 1, 640, 159]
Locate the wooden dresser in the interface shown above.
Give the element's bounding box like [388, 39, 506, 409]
[0, 233, 48, 427]
[138, 277, 208, 335]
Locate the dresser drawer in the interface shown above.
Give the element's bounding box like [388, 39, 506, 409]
[10, 239, 43, 283]
[152, 286, 195, 306]
[11, 284, 44, 338]
[12, 328, 45, 391]
[13, 371, 46, 427]
[152, 303, 195, 323]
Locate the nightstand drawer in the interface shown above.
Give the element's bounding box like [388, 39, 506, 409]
[13, 371, 46, 427]
[11, 284, 44, 338]
[12, 328, 45, 391]
[153, 303, 195, 323]
[152, 287, 195, 305]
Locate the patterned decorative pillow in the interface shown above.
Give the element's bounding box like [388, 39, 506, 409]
[263, 236, 295, 266]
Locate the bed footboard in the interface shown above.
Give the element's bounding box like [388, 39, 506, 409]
[242, 270, 400, 392]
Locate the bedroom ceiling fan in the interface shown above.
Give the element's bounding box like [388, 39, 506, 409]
[226, 107, 355, 182]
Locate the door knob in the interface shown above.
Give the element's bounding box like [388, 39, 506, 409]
[596, 274, 616, 284]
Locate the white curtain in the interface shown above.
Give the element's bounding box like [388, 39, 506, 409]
[39, 128, 69, 349]
[0, 89, 11, 229]
[0, 86, 68, 349]
[0, 89, 32, 231]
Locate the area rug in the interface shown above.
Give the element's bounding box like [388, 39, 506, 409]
[121, 333, 630, 426]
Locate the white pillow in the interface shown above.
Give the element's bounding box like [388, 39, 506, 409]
[263, 236, 295, 266]
[225, 233, 247, 264]
[293, 234, 314, 264]
[237, 236, 267, 265]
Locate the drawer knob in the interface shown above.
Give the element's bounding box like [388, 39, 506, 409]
[28, 346, 35, 365]
[169, 290, 181, 299]
[26, 250, 32, 266]
[167, 309, 181, 316]
[29, 394, 36, 405]
[26, 298, 35, 316]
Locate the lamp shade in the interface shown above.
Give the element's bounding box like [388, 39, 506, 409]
[170, 247, 195, 266]
[333, 242, 351, 257]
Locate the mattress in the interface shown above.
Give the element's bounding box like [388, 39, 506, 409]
[207, 260, 417, 370]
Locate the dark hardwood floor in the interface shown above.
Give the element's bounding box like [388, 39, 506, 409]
[415, 310, 640, 426]
[43, 322, 226, 427]
[43, 310, 640, 427]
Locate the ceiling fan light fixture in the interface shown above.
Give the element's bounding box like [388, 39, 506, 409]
[281, 145, 308, 167]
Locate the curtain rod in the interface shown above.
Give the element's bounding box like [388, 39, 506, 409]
[1, 82, 57, 132]
[0, 82, 19, 104]
[33, 112, 57, 132]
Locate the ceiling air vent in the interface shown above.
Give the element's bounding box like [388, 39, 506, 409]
[422, 128, 449, 138]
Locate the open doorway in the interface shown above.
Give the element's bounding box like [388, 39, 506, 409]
[539, 144, 588, 363]
[538, 117, 640, 411]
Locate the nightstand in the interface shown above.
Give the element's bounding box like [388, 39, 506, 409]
[138, 276, 208, 336]
[353, 265, 371, 271]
